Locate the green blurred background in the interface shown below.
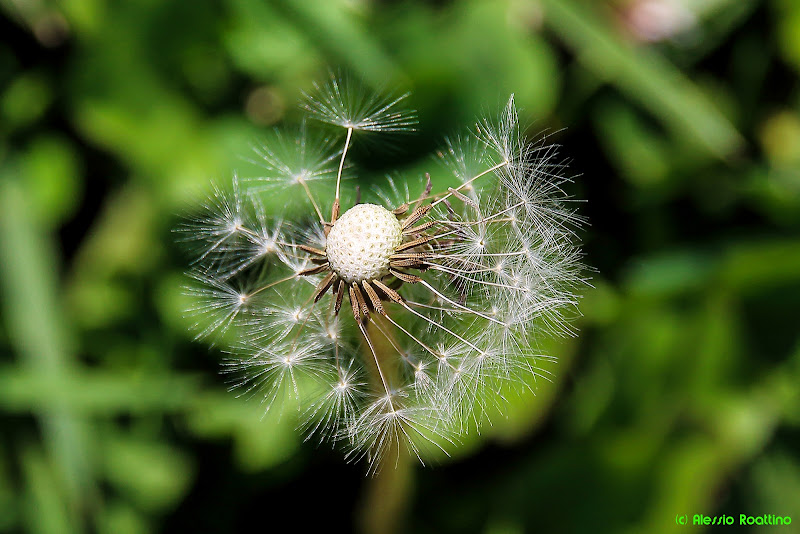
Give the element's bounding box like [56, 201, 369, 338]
[1, 0, 799, 532]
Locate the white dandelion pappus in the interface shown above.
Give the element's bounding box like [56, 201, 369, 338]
[302, 76, 418, 133]
[183, 76, 586, 473]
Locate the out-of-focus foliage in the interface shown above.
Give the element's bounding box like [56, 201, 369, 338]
[0, 0, 798, 533]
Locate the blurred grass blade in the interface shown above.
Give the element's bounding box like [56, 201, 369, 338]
[21, 447, 73, 534]
[541, 0, 744, 159]
[0, 176, 92, 531]
[274, 0, 402, 85]
[0, 367, 200, 413]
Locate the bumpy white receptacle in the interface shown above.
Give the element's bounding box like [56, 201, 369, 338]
[326, 204, 402, 284]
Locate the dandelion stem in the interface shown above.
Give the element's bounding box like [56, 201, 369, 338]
[426, 264, 530, 292]
[248, 273, 299, 297]
[371, 315, 421, 367]
[380, 313, 438, 357]
[335, 127, 353, 205]
[430, 160, 508, 207]
[333, 333, 342, 376]
[357, 321, 395, 410]
[289, 295, 320, 351]
[381, 313, 461, 374]
[412, 280, 506, 326]
[429, 250, 528, 259]
[195, 221, 258, 264]
[401, 302, 485, 356]
[235, 225, 258, 239]
[431, 201, 525, 241]
[298, 177, 326, 225]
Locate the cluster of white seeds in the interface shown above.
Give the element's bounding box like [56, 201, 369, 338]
[326, 204, 403, 284]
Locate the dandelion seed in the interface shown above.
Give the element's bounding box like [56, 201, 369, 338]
[181, 78, 587, 472]
[301, 75, 417, 133]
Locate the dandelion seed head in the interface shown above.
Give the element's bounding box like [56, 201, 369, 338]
[326, 203, 403, 284]
[181, 78, 587, 472]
